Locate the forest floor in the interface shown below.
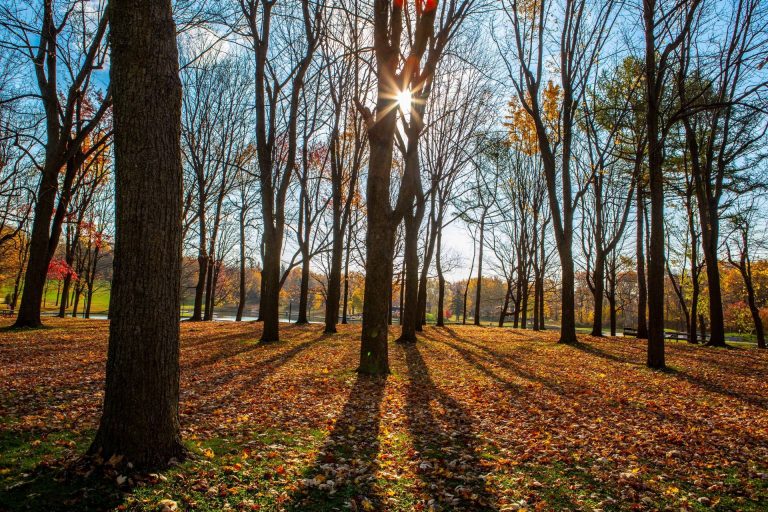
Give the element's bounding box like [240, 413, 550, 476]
[0, 319, 767, 511]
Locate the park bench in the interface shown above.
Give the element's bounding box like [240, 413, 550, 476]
[622, 327, 638, 337]
[0, 308, 14, 318]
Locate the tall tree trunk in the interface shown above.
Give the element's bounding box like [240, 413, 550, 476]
[341, 218, 352, 324]
[702, 237, 726, 346]
[474, 216, 485, 326]
[636, 184, 648, 339]
[260, 226, 282, 342]
[14, 161, 60, 327]
[559, 239, 578, 343]
[296, 250, 310, 324]
[591, 252, 605, 336]
[397, 210, 421, 343]
[521, 276, 529, 329]
[499, 281, 511, 327]
[190, 197, 207, 321]
[236, 209, 247, 322]
[744, 278, 765, 349]
[324, 213, 343, 333]
[359, 103, 398, 374]
[644, 7, 666, 368]
[416, 199, 438, 329]
[89, 0, 185, 467]
[436, 228, 445, 327]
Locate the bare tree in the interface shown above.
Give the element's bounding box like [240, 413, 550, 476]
[238, 0, 322, 342]
[498, 0, 619, 343]
[674, 0, 768, 347]
[642, 0, 701, 368]
[1, 0, 112, 327]
[726, 198, 766, 349]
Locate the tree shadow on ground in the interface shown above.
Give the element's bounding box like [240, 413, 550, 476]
[184, 332, 323, 410]
[441, 327, 566, 393]
[0, 453, 122, 512]
[401, 342, 497, 511]
[663, 367, 768, 410]
[285, 374, 387, 511]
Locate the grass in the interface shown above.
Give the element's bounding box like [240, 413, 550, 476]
[0, 318, 767, 511]
[0, 281, 112, 315]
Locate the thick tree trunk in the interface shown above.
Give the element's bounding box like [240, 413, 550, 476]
[190, 254, 207, 321]
[260, 227, 282, 342]
[360, 215, 394, 374]
[397, 210, 421, 343]
[359, 109, 398, 374]
[89, 0, 185, 468]
[702, 240, 726, 346]
[532, 272, 541, 331]
[521, 277, 529, 329]
[591, 252, 605, 336]
[13, 160, 60, 327]
[559, 240, 578, 344]
[746, 283, 765, 349]
[324, 217, 343, 333]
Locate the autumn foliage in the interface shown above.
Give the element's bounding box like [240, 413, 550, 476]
[1, 319, 766, 510]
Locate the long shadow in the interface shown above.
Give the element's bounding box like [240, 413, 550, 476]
[402, 343, 497, 511]
[442, 327, 566, 394]
[664, 367, 768, 411]
[181, 323, 316, 370]
[285, 374, 387, 511]
[569, 340, 636, 365]
[425, 334, 523, 394]
[184, 332, 323, 412]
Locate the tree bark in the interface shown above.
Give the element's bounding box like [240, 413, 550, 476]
[341, 217, 352, 324]
[236, 208, 247, 322]
[636, 183, 648, 339]
[644, 3, 666, 368]
[436, 227, 445, 327]
[473, 216, 485, 326]
[260, 226, 282, 342]
[89, 0, 185, 468]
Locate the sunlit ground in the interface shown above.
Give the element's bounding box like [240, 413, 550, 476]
[0, 319, 766, 511]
